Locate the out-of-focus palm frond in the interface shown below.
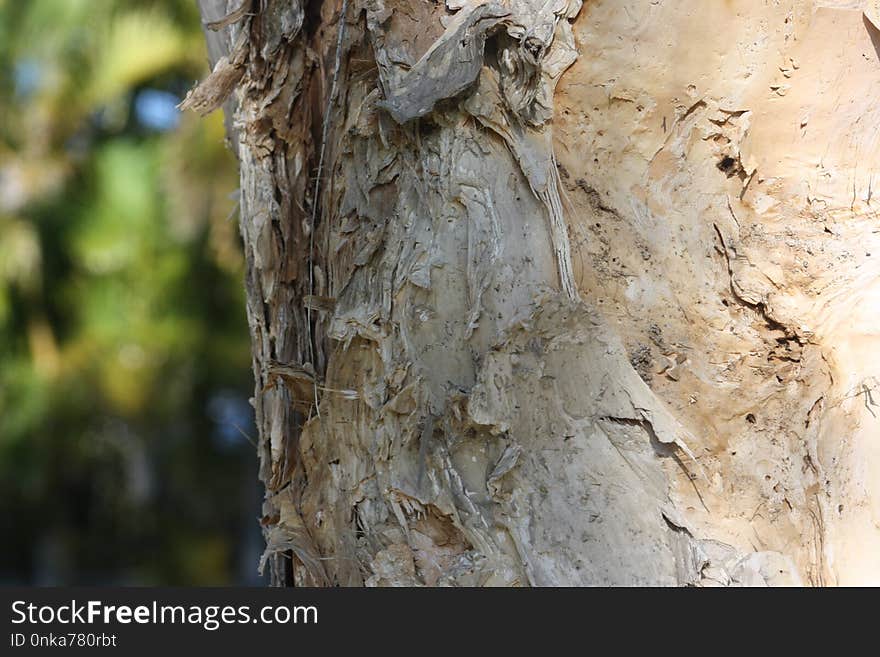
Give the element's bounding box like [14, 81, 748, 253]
[85, 9, 194, 108]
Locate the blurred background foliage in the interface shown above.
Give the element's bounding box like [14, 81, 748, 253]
[0, 0, 261, 584]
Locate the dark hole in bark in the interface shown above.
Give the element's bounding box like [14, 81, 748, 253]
[717, 156, 737, 175]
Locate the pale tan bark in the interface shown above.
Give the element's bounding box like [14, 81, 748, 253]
[190, 0, 880, 586]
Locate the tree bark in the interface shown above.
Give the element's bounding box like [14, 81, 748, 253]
[189, 0, 880, 586]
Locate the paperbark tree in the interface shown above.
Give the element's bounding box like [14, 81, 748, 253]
[186, 0, 880, 586]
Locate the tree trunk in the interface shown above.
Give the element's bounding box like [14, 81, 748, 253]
[187, 0, 880, 586]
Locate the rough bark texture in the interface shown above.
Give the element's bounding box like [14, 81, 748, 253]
[189, 0, 880, 586]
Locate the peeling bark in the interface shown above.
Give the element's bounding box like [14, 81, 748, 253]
[191, 0, 880, 586]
